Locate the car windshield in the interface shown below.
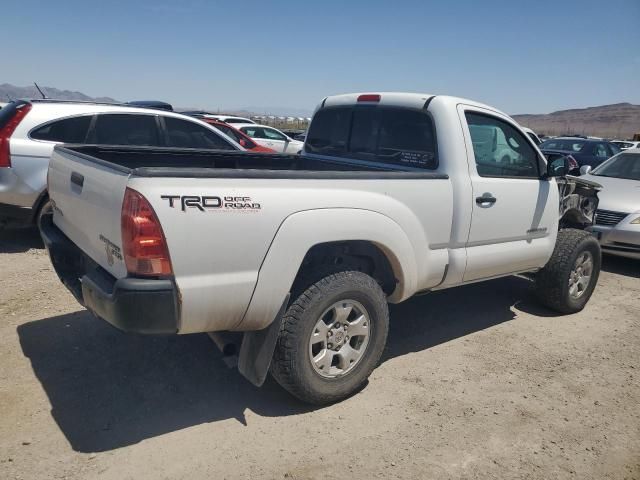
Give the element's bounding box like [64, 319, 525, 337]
[591, 153, 640, 181]
[539, 139, 586, 152]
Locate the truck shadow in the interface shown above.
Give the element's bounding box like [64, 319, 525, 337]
[601, 254, 640, 278]
[18, 276, 533, 453]
[0, 227, 44, 253]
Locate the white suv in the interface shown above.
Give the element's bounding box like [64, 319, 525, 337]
[0, 99, 242, 227]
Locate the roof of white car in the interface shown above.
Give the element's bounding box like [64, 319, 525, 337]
[320, 92, 510, 117]
[26, 100, 187, 118]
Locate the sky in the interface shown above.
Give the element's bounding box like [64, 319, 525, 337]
[2, 0, 639, 115]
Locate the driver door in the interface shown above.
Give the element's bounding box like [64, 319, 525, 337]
[459, 105, 559, 282]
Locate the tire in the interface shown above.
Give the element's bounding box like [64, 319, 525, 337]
[535, 228, 601, 314]
[270, 271, 389, 405]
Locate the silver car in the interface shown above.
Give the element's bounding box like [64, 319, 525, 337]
[581, 149, 640, 259]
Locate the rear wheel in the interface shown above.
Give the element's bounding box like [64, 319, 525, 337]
[270, 271, 389, 405]
[535, 229, 601, 313]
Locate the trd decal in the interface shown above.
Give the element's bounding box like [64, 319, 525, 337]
[161, 195, 261, 211]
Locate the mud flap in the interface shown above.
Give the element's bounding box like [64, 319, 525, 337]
[238, 294, 290, 387]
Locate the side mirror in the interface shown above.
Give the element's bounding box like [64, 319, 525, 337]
[580, 165, 592, 175]
[239, 139, 246, 147]
[547, 156, 570, 177]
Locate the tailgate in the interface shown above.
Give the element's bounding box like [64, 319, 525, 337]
[48, 147, 130, 279]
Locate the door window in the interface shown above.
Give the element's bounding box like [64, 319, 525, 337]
[593, 143, 609, 161]
[465, 112, 540, 178]
[92, 114, 160, 146]
[31, 115, 92, 143]
[263, 128, 287, 141]
[241, 127, 265, 139]
[164, 117, 235, 150]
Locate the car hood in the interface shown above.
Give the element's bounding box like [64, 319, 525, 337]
[583, 174, 640, 213]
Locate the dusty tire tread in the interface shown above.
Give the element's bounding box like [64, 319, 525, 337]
[535, 228, 601, 314]
[270, 271, 388, 405]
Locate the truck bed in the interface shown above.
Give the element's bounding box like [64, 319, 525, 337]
[59, 145, 447, 179]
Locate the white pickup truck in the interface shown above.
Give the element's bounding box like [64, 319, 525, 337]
[41, 93, 602, 404]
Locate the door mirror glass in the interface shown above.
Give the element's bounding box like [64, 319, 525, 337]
[580, 165, 592, 175]
[548, 155, 570, 177]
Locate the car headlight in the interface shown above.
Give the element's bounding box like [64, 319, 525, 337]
[631, 216, 640, 224]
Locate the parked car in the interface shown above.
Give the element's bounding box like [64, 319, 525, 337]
[42, 92, 600, 405]
[539, 137, 620, 170]
[235, 124, 304, 153]
[580, 149, 640, 259]
[126, 100, 173, 111]
[201, 118, 275, 153]
[0, 99, 242, 228]
[522, 127, 541, 145]
[203, 114, 255, 125]
[611, 140, 640, 150]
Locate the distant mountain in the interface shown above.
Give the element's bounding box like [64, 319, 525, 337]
[0, 83, 117, 103]
[2, 82, 637, 139]
[512, 103, 640, 139]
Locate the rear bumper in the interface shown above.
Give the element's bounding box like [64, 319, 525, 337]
[40, 214, 180, 334]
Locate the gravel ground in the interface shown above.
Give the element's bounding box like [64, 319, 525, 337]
[0, 227, 638, 480]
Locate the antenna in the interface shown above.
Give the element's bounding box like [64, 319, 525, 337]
[33, 82, 48, 99]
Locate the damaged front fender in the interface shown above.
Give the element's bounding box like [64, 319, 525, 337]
[557, 175, 602, 228]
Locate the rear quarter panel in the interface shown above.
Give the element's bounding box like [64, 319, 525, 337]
[129, 176, 453, 333]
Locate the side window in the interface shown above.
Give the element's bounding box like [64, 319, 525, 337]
[164, 118, 235, 150]
[593, 143, 609, 160]
[263, 128, 286, 141]
[465, 112, 539, 178]
[242, 127, 265, 139]
[92, 114, 160, 146]
[526, 131, 541, 145]
[607, 143, 620, 155]
[31, 116, 92, 143]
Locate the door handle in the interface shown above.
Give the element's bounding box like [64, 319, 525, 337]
[70, 172, 84, 189]
[476, 195, 497, 205]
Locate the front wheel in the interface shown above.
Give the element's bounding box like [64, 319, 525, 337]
[270, 271, 389, 405]
[535, 229, 601, 313]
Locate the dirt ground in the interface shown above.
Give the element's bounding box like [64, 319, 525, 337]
[0, 227, 638, 480]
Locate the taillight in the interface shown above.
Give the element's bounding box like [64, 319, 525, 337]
[121, 188, 172, 277]
[0, 103, 32, 168]
[357, 94, 381, 103]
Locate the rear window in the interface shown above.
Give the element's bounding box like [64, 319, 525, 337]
[31, 116, 92, 143]
[306, 106, 438, 169]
